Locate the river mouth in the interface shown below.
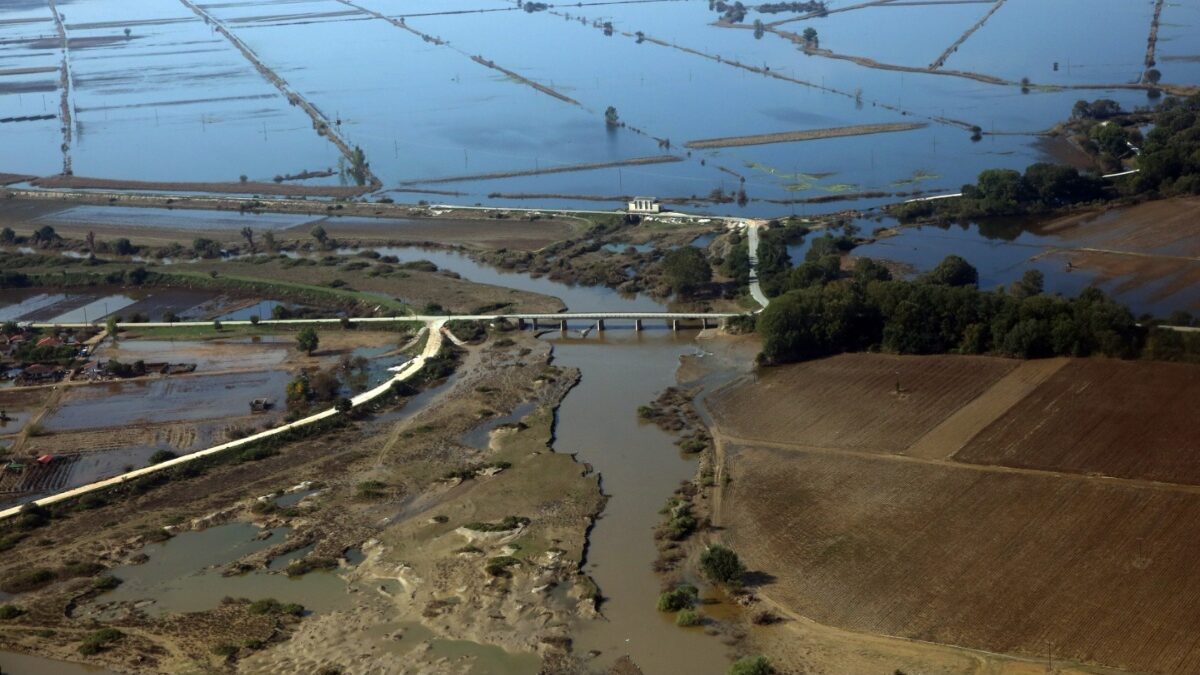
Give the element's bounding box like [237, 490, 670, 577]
[544, 329, 736, 674]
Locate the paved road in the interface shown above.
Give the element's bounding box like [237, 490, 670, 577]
[745, 221, 770, 309]
[0, 320, 448, 521]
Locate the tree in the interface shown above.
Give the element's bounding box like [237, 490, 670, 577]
[192, 237, 222, 259]
[1145, 68, 1162, 84]
[661, 247, 712, 297]
[923, 255, 978, 287]
[213, 319, 223, 331]
[113, 238, 135, 256]
[604, 106, 620, 126]
[262, 231, 277, 253]
[241, 227, 255, 253]
[801, 27, 818, 46]
[33, 225, 58, 246]
[0, 227, 14, 244]
[123, 27, 131, 38]
[297, 326, 319, 355]
[310, 225, 329, 248]
[334, 397, 353, 413]
[105, 315, 118, 338]
[349, 146, 369, 186]
[700, 545, 745, 586]
[1011, 269, 1044, 298]
[729, 656, 774, 675]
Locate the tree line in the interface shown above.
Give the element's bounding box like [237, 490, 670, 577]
[756, 253, 1199, 365]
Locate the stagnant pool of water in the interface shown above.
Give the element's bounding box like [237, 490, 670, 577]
[99, 522, 354, 616]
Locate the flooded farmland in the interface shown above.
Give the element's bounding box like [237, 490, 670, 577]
[2, 0, 1193, 213]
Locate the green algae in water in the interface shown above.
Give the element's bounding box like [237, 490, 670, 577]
[890, 169, 940, 187]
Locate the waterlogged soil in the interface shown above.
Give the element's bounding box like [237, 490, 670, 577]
[41, 369, 291, 432]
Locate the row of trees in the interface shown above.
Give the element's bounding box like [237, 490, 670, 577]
[893, 162, 1107, 221]
[756, 254, 1180, 365]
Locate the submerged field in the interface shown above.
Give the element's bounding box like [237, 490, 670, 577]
[713, 352, 1200, 674]
[1, 0, 1192, 213]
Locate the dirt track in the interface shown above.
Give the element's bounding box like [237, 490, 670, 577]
[684, 122, 927, 149]
[397, 155, 683, 186]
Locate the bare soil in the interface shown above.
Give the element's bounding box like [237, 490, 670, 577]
[708, 353, 1019, 454]
[723, 444, 1200, 674]
[713, 353, 1200, 674]
[954, 358, 1200, 484]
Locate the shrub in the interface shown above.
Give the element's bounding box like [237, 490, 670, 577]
[355, 480, 387, 499]
[485, 556, 521, 577]
[60, 561, 105, 578]
[656, 585, 697, 612]
[93, 575, 122, 591]
[700, 545, 745, 586]
[729, 656, 773, 675]
[148, 450, 177, 465]
[78, 627, 124, 655]
[675, 608, 701, 626]
[462, 516, 529, 532]
[0, 604, 25, 620]
[247, 598, 302, 616]
[1, 568, 55, 594]
[212, 643, 239, 657]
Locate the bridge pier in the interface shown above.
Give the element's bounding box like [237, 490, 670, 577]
[634, 319, 642, 331]
[672, 319, 678, 332]
[597, 319, 605, 332]
[559, 319, 568, 332]
[517, 318, 526, 330]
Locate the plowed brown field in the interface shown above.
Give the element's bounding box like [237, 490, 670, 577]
[724, 445, 1200, 674]
[954, 359, 1200, 484]
[709, 353, 1018, 454]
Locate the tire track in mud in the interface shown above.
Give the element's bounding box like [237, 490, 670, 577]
[333, 0, 581, 106]
[176, 0, 382, 190]
[45, 0, 73, 176]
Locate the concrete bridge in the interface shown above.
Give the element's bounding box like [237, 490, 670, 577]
[28, 311, 744, 332]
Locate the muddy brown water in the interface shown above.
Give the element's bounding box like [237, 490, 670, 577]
[0, 651, 116, 674]
[546, 330, 735, 674]
[99, 522, 355, 616]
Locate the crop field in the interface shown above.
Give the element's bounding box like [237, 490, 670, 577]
[708, 353, 1018, 454]
[715, 353, 1200, 673]
[954, 359, 1200, 485]
[724, 444, 1200, 674]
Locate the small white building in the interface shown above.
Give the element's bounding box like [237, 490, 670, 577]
[627, 196, 660, 214]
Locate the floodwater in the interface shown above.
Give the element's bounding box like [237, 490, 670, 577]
[0, 651, 115, 675]
[100, 522, 354, 616]
[41, 369, 291, 431]
[852, 216, 1200, 317]
[350, 246, 668, 312]
[547, 331, 735, 674]
[2, 0, 1191, 213]
[0, 286, 256, 323]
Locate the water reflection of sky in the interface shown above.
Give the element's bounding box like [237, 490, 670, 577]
[2, 0, 1187, 213]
